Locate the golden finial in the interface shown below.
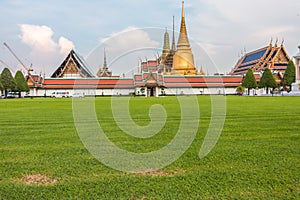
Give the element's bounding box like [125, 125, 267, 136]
[182, 1, 185, 19]
[270, 37, 273, 46]
[179, 0, 187, 36]
[281, 37, 285, 46]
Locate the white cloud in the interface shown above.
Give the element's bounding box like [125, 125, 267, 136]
[84, 27, 162, 76]
[18, 24, 76, 74]
[100, 27, 160, 53]
[58, 37, 75, 56]
[19, 24, 58, 53]
[19, 24, 75, 56]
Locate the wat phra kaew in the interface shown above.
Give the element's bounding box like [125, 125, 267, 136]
[25, 1, 298, 97]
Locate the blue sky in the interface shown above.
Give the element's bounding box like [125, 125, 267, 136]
[0, 0, 299, 76]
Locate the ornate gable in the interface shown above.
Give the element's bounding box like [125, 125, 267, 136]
[61, 57, 79, 76]
[273, 46, 290, 63]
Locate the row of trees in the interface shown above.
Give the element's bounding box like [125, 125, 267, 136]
[241, 60, 296, 95]
[0, 68, 29, 98]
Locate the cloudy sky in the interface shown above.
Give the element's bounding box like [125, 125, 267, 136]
[0, 0, 299, 76]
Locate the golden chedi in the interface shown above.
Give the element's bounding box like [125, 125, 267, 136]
[172, 1, 196, 75]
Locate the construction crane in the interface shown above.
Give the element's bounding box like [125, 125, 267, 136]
[3, 42, 33, 77]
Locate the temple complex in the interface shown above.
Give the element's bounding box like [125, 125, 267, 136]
[23, 1, 295, 97]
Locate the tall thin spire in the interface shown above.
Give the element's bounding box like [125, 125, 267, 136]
[103, 48, 107, 69]
[180, 0, 187, 36]
[171, 16, 176, 51]
[177, 0, 190, 48]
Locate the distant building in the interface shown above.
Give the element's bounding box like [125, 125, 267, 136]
[230, 40, 290, 76]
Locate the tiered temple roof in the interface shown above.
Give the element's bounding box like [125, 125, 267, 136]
[230, 40, 290, 75]
[51, 50, 94, 78]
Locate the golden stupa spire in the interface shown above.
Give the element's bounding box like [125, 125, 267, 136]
[177, 0, 190, 48]
[172, 0, 196, 75]
[180, 1, 187, 35]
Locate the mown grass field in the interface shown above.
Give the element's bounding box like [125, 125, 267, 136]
[0, 96, 299, 199]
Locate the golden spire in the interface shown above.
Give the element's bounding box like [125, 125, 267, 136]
[172, 0, 196, 75]
[180, 1, 186, 35]
[177, 0, 190, 47]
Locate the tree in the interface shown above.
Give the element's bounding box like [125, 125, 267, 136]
[282, 60, 296, 90]
[0, 82, 3, 96]
[236, 85, 245, 95]
[242, 68, 257, 95]
[14, 70, 29, 98]
[140, 87, 145, 96]
[259, 68, 277, 94]
[0, 68, 16, 97]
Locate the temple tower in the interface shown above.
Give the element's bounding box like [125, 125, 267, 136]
[172, 1, 196, 75]
[97, 48, 112, 77]
[161, 28, 170, 64]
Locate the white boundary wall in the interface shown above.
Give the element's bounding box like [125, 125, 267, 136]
[30, 87, 238, 97]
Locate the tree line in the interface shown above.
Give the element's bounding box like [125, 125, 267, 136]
[239, 60, 296, 95]
[0, 68, 29, 98]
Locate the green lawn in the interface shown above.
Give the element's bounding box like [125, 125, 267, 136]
[0, 96, 299, 199]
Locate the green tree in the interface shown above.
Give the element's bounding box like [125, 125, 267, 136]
[242, 68, 257, 95]
[14, 71, 29, 98]
[236, 85, 245, 95]
[259, 68, 277, 94]
[0, 81, 3, 96]
[140, 87, 145, 96]
[0, 68, 16, 97]
[282, 60, 296, 90]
